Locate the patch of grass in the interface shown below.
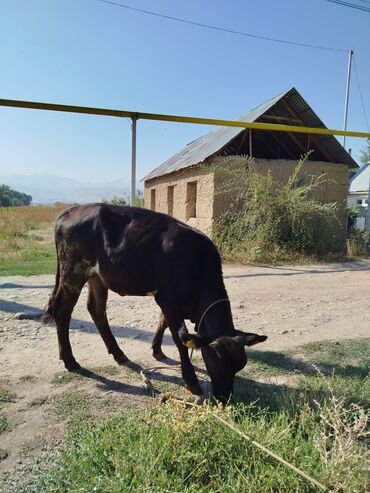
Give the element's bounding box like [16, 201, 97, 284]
[0, 245, 56, 276]
[51, 371, 85, 386]
[19, 375, 36, 383]
[28, 396, 50, 408]
[240, 339, 370, 410]
[0, 387, 17, 404]
[245, 338, 370, 379]
[0, 414, 10, 433]
[0, 448, 9, 461]
[92, 365, 120, 377]
[300, 338, 370, 377]
[15, 339, 370, 492]
[34, 395, 368, 493]
[245, 350, 311, 377]
[0, 205, 66, 276]
[51, 366, 120, 385]
[52, 391, 92, 427]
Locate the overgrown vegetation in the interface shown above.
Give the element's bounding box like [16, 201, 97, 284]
[0, 205, 66, 276]
[0, 184, 32, 207]
[104, 189, 144, 208]
[213, 155, 345, 263]
[11, 339, 369, 492]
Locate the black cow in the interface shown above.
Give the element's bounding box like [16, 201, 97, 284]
[43, 204, 267, 402]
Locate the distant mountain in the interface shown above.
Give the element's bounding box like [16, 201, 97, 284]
[0, 173, 131, 204]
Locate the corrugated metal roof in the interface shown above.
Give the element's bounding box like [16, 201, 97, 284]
[143, 87, 357, 181]
[349, 164, 370, 192]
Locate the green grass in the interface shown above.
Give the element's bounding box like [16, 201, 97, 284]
[28, 396, 50, 408]
[0, 245, 56, 276]
[51, 366, 120, 385]
[0, 448, 9, 461]
[0, 205, 66, 276]
[19, 375, 36, 383]
[52, 391, 92, 427]
[0, 387, 17, 404]
[246, 338, 370, 377]
[19, 338, 369, 493]
[0, 414, 10, 434]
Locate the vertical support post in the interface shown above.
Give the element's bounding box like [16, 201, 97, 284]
[342, 49, 353, 149]
[249, 129, 253, 157]
[365, 163, 370, 232]
[130, 117, 137, 206]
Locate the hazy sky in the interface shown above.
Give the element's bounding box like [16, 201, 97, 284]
[0, 0, 369, 183]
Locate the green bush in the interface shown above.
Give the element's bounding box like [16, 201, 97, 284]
[213, 155, 342, 262]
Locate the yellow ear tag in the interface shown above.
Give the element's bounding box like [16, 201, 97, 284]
[184, 339, 197, 349]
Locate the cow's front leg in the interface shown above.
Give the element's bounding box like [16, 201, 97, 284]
[168, 320, 202, 396]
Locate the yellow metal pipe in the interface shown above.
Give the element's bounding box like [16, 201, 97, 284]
[0, 98, 369, 139]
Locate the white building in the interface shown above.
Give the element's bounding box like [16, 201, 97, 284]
[348, 165, 370, 229]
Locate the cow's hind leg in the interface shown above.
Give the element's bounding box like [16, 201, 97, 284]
[87, 275, 128, 365]
[53, 278, 84, 371]
[151, 312, 168, 361]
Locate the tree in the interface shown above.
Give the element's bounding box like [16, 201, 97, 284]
[359, 138, 370, 166]
[0, 184, 32, 207]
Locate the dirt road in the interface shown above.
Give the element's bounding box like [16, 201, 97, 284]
[1, 261, 370, 473]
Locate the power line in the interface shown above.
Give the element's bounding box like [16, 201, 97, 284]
[97, 0, 347, 53]
[353, 56, 370, 131]
[325, 0, 370, 12]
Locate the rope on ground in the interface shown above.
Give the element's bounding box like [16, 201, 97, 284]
[140, 365, 327, 492]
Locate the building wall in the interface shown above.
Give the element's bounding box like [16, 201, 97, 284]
[144, 166, 215, 234]
[348, 192, 368, 207]
[348, 192, 368, 230]
[212, 156, 349, 217]
[144, 157, 349, 241]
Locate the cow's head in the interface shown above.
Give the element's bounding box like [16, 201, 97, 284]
[180, 329, 267, 403]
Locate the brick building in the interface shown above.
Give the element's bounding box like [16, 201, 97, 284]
[143, 88, 357, 235]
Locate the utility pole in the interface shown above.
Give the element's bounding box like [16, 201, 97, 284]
[365, 161, 370, 232]
[342, 49, 353, 149]
[130, 117, 137, 206]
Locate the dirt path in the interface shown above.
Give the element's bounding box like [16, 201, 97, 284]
[1, 261, 370, 473]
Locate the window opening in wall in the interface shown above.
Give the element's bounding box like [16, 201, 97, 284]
[167, 185, 174, 216]
[150, 189, 156, 211]
[186, 181, 197, 220]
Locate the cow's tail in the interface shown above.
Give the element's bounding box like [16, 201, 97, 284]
[42, 253, 60, 325]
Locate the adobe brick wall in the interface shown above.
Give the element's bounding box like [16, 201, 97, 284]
[212, 156, 348, 217]
[144, 156, 348, 245]
[144, 166, 215, 235]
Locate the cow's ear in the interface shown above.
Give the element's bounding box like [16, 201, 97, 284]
[234, 330, 268, 347]
[180, 332, 208, 349]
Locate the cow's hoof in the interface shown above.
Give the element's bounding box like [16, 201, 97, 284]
[152, 350, 167, 361]
[115, 353, 129, 365]
[65, 359, 81, 372]
[185, 383, 203, 396]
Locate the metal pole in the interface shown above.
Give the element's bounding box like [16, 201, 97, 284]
[342, 49, 353, 149]
[249, 129, 253, 157]
[130, 117, 137, 206]
[365, 162, 370, 232]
